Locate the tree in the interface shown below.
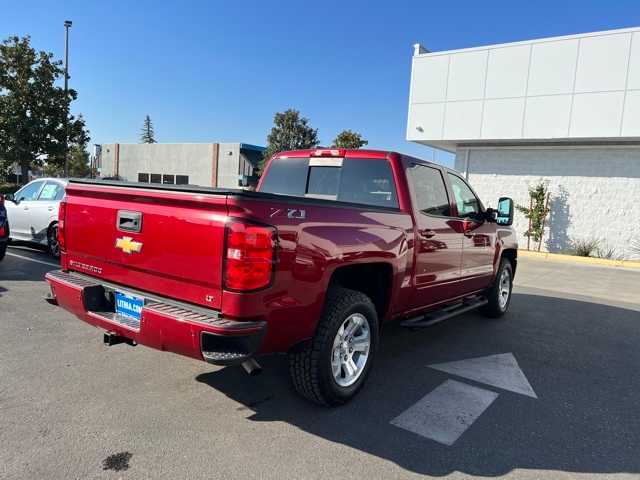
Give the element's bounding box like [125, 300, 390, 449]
[332, 129, 368, 149]
[0, 36, 89, 183]
[140, 115, 156, 143]
[516, 180, 551, 251]
[43, 145, 92, 178]
[259, 109, 319, 172]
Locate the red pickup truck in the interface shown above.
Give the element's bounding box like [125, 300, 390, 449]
[45, 148, 517, 405]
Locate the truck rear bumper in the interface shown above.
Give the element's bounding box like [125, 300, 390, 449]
[45, 270, 266, 366]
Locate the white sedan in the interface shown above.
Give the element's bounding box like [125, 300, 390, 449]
[5, 178, 67, 257]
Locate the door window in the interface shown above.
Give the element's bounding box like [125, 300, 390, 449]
[406, 164, 451, 216]
[447, 173, 481, 218]
[38, 182, 65, 201]
[15, 181, 44, 202]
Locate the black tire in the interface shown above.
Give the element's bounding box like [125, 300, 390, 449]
[0, 241, 6, 262]
[47, 223, 60, 258]
[481, 258, 513, 318]
[288, 286, 379, 406]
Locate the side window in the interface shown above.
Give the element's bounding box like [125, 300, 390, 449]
[447, 173, 481, 218]
[406, 164, 451, 216]
[138, 173, 149, 183]
[15, 181, 44, 202]
[38, 182, 65, 201]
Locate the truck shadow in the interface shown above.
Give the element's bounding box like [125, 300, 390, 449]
[196, 292, 640, 477]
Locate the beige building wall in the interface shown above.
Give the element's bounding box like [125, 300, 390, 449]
[98, 142, 260, 188]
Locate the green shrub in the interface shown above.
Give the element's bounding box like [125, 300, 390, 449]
[595, 246, 619, 260]
[568, 238, 600, 257]
[0, 183, 19, 195]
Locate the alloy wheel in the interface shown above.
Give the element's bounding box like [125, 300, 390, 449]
[498, 268, 511, 310]
[331, 313, 371, 387]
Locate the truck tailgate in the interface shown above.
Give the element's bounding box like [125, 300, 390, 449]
[63, 183, 227, 310]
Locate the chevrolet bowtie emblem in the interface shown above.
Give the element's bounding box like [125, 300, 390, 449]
[115, 236, 143, 254]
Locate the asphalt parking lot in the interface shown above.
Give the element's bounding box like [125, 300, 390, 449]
[1, 245, 639, 480]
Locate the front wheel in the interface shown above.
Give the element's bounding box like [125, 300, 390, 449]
[47, 223, 60, 258]
[288, 286, 379, 406]
[481, 258, 513, 318]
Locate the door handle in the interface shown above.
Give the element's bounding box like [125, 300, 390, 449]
[419, 229, 436, 238]
[23, 206, 29, 210]
[47, 207, 54, 211]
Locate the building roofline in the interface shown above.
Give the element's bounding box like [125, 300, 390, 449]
[240, 143, 266, 152]
[413, 25, 640, 58]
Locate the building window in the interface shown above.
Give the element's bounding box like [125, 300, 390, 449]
[150, 173, 162, 184]
[138, 173, 149, 183]
[163, 174, 175, 185]
[176, 175, 189, 185]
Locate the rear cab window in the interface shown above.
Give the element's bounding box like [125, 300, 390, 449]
[259, 157, 399, 209]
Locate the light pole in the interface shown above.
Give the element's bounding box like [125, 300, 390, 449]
[63, 20, 72, 177]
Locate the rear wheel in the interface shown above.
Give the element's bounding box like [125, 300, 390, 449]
[288, 286, 379, 406]
[0, 241, 6, 261]
[47, 223, 60, 258]
[481, 258, 513, 318]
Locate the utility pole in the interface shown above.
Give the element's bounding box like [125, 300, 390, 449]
[63, 20, 72, 177]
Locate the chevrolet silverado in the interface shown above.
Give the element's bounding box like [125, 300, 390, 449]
[45, 148, 517, 405]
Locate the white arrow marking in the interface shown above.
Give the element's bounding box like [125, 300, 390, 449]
[391, 379, 499, 446]
[428, 353, 537, 398]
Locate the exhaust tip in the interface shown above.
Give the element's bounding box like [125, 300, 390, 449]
[241, 358, 262, 376]
[44, 291, 58, 306]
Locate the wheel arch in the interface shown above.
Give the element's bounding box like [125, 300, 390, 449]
[501, 248, 517, 277]
[327, 261, 394, 324]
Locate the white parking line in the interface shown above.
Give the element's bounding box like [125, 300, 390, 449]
[391, 379, 499, 446]
[5, 251, 59, 268]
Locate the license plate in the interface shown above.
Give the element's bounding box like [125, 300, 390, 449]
[114, 292, 144, 321]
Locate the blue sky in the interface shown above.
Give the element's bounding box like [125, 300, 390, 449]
[2, 1, 639, 166]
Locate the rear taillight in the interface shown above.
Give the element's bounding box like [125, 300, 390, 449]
[224, 220, 275, 291]
[58, 199, 66, 252]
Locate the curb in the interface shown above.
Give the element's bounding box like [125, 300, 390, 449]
[518, 249, 640, 269]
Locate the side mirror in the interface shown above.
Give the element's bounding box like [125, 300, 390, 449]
[484, 208, 498, 222]
[4, 193, 16, 204]
[496, 197, 514, 226]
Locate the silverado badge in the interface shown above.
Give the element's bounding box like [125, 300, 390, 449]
[115, 236, 143, 254]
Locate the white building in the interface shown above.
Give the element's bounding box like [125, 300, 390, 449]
[407, 26, 640, 258]
[97, 142, 265, 189]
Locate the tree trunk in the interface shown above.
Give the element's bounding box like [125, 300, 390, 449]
[20, 160, 30, 185]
